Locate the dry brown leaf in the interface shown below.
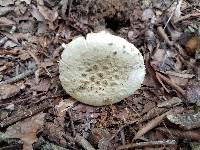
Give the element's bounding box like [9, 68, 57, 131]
[157, 97, 182, 108]
[141, 101, 156, 115]
[41, 59, 54, 68]
[18, 51, 31, 60]
[0, 17, 15, 26]
[18, 21, 35, 34]
[30, 5, 45, 21]
[165, 71, 195, 79]
[38, 5, 58, 22]
[169, 75, 189, 87]
[31, 79, 50, 92]
[141, 107, 167, 122]
[0, 66, 7, 72]
[0, 84, 20, 100]
[167, 112, 200, 130]
[37, 22, 47, 34]
[5, 113, 45, 150]
[151, 48, 175, 72]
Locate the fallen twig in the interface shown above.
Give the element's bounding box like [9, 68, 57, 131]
[0, 67, 37, 85]
[28, 49, 52, 78]
[157, 127, 200, 141]
[134, 107, 184, 139]
[134, 110, 170, 139]
[67, 108, 76, 137]
[67, 0, 73, 16]
[63, 134, 96, 150]
[75, 134, 96, 150]
[27, 50, 41, 66]
[0, 92, 47, 108]
[61, 0, 68, 20]
[156, 72, 185, 96]
[0, 99, 51, 128]
[120, 128, 126, 145]
[0, 49, 19, 55]
[53, 45, 63, 59]
[108, 120, 138, 142]
[174, 12, 200, 23]
[117, 140, 177, 150]
[156, 73, 171, 93]
[0, 26, 16, 47]
[174, 43, 190, 59]
[157, 26, 173, 46]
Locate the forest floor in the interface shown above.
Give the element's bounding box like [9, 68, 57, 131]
[0, 0, 200, 149]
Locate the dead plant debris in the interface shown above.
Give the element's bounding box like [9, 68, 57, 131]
[0, 0, 200, 149]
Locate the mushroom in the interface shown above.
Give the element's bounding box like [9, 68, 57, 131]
[59, 31, 145, 106]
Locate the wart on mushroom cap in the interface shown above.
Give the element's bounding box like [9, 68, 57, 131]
[59, 31, 145, 106]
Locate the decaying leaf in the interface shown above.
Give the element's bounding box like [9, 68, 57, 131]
[31, 79, 51, 92]
[55, 98, 77, 117]
[0, 17, 16, 26]
[30, 5, 45, 21]
[38, 5, 58, 22]
[88, 128, 111, 147]
[167, 112, 200, 130]
[0, 84, 20, 100]
[33, 137, 66, 150]
[5, 113, 45, 150]
[157, 97, 183, 108]
[186, 83, 200, 104]
[151, 48, 176, 72]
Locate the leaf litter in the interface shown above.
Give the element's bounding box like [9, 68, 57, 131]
[0, 0, 200, 149]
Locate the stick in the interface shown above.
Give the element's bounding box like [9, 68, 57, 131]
[0, 67, 36, 85]
[174, 13, 200, 23]
[74, 134, 96, 150]
[61, 0, 68, 20]
[157, 26, 173, 46]
[108, 120, 138, 142]
[156, 72, 185, 96]
[134, 110, 171, 139]
[63, 134, 96, 150]
[117, 140, 177, 150]
[0, 26, 16, 46]
[0, 99, 51, 128]
[67, 108, 76, 137]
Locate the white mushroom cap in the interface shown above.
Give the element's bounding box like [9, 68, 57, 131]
[59, 31, 145, 106]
